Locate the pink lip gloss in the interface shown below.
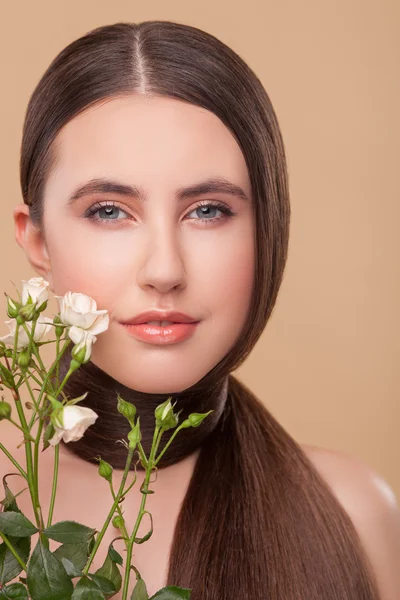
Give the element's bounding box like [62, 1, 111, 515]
[122, 322, 199, 344]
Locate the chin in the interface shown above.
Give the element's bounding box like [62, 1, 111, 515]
[94, 363, 200, 395]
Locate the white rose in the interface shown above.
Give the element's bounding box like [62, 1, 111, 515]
[21, 277, 49, 309]
[69, 327, 96, 363]
[55, 292, 109, 336]
[49, 405, 98, 446]
[0, 316, 53, 350]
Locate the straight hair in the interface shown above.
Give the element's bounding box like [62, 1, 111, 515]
[19, 21, 380, 599]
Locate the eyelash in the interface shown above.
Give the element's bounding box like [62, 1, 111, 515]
[83, 200, 237, 226]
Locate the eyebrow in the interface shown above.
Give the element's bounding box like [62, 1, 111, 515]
[66, 177, 250, 205]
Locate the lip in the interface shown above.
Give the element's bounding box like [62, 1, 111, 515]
[121, 310, 199, 325]
[122, 322, 199, 345]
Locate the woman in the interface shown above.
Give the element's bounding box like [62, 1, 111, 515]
[2, 19, 399, 599]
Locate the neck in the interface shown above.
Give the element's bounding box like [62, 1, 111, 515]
[57, 349, 229, 470]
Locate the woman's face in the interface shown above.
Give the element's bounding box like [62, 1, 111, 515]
[15, 95, 255, 392]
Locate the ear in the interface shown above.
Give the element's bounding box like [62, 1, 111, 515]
[13, 203, 54, 291]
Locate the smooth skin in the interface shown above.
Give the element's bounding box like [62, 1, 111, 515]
[5, 95, 400, 598]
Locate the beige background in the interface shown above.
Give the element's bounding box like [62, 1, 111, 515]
[0, 1, 398, 497]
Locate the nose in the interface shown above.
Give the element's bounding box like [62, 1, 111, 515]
[136, 226, 187, 294]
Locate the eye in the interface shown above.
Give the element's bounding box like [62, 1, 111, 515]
[184, 201, 237, 225]
[83, 200, 237, 226]
[84, 202, 131, 223]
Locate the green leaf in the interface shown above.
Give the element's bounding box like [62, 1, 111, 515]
[43, 521, 96, 544]
[148, 587, 192, 600]
[71, 576, 104, 599]
[0, 477, 24, 513]
[26, 541, 74, 600]
[67, 392, 89, 407]
[42, 421, 55, 451]
[107, 543, 123, 566]
[60, 557, 83, 578]
[0, 536, 30, 585]
[0, 512, 38, 537]
[94, 552, 122, 593]
[89, 574, 117, 597]
[88, 534, 96, 554]
[0, 582, 28, 599]
[53, 542, 91, 571]
[130, 576, 149, 599]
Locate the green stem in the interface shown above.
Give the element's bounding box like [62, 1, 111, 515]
[154, 424, 185, 467]
[8, 417, 35, 440]
[11, 321, 20, 371]
[0, 442, 27, 479]
[8, 379, 41, 528]
[0, 532, 27, 570]
[53, 367, 74, 398]
[108, 481, 130, 549]
[24, 368, 44, 388]
[136, 442, 149, 469]
[121, 427, 160, 600]
[33, 418, 45, 530]
[122, 476, 137, 498]
[55, 336, 60, 391]
[27, 338, 71, 429]
[82, 447, 136, 575]
[23, 375, 42, 428]
[5, 346, 44, 529]
[46, 443, 59, 527]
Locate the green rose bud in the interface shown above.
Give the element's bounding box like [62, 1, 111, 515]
[47, 394, 64, 429]
[160, 411, 179, 432]
[127, 418, 142, 450]
[18, 303, 38, 322]
[155, 398, 175, 428]
[53, 315, 65, 338]
[17, 349, 31, 372]
[98, 458, 113, 482]
[112, 515, 125, 530]
[0, 401, 12, 421]
[117, 396, 136, 424]
[6, 296, 19, 319]
[180, 410, 214, 429]
[71, 345, 87, 365]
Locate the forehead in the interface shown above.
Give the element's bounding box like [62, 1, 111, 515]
[46, 94, 251, 198]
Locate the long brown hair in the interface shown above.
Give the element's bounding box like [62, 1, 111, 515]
[19, 20, 380, 599]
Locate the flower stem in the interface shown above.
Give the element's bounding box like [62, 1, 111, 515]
[0, 532, 27, 570]
[154, 424, 185, 467]
[11, 322, 20, 371]
[5, 346, 45, 529]
[33, 417, 46, 530]
[27, 338, 71, 429]
[8, 417, 35, 440]
[121, 427, 160, 600]
[46, 443, 59, 527]
[108, 481, 130, 549]
[82, 447, 136, 575]
[7, 375, 41, 528]
[0, 442, 27, 479]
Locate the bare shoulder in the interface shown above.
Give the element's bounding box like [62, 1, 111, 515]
[301, 443, 400, 600]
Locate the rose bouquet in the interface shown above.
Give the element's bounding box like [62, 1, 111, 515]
[0, 277, 212, 599]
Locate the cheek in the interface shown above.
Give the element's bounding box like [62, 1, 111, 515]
[46, 227, 129, 309]
[193, 226, 255, 325]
